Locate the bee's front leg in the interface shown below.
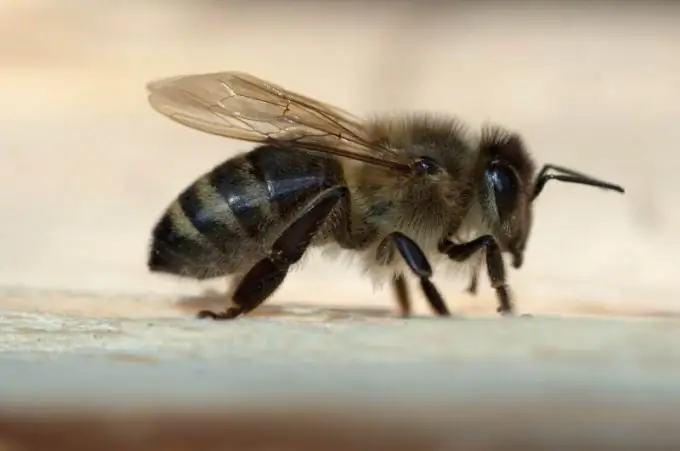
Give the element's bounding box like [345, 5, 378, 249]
[466, 264, 480, 296]
[438, 236, 516, 316]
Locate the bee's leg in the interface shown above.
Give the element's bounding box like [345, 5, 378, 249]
[197, 187, 348, 321]
[391, 273, 412, 318]
[389, 232, 450, 316]
[466, 266, 480, 295]
[438, 236, 514, 315]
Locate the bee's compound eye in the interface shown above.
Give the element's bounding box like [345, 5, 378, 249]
[485, 163, 518, 215]
[486, 163, 517, 197]
[415, 156, 439, 175]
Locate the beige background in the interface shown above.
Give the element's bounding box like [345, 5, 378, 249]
[0, 1, 677, 318]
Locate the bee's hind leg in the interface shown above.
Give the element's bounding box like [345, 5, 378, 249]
[197, 187, 349, 321]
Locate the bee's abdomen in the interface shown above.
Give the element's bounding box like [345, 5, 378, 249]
[147, 144, 344, 280]
[244, 144, 344, 220]
[148, 206, 230, 280]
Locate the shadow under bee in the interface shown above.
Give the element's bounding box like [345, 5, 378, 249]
[174, 289, 396, 321]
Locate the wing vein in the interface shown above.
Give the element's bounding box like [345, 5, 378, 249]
[146, 71, 414, 172]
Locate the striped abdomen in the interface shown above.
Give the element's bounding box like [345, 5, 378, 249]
[147, 144, 345, 280]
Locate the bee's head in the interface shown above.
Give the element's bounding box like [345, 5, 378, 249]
[478, 125, 625, 269]
[477, 126, 535, 269]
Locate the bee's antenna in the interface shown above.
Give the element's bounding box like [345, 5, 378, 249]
[531, 164, 625, 201]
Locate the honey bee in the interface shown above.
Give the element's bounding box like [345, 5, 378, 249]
[145, 71, 625, 320]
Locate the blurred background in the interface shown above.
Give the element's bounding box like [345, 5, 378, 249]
[1, 1, 680, 448]
[1, 0, 677, 317]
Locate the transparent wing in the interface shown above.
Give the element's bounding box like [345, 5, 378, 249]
[146, 71, 412, 171]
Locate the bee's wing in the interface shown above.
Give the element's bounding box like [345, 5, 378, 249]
[146, 71, 412, 171]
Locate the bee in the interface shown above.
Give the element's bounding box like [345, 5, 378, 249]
[145, 71, 625, 320]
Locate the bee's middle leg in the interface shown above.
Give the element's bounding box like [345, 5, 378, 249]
[198, 187, 348, 321]
[388, 232, 450, 317]
[391, 274, 412, 318]
[438, 236, 514, 315]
